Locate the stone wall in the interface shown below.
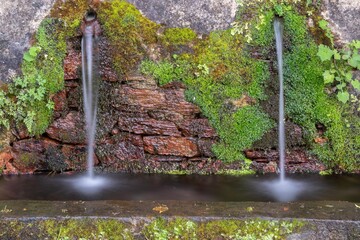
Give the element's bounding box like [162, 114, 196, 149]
[127, 0, 237, 33]
[0, 35, 220, 174]
[1, 0, 357, 174]
[322, 0, 360, 44]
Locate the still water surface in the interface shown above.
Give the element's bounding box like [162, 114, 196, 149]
[0, 173, 359, 202]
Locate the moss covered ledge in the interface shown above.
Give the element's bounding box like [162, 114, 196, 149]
[0, 200, 359, 239]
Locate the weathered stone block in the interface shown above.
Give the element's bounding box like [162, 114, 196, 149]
[118, 115, 181, 136]
[144, 136, 200, 157]
[46, 111, 86, 144]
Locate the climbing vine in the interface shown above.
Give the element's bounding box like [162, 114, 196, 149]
[316, 18, 360, 105]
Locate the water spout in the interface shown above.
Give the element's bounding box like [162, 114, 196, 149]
[274, 17, 285, 182]
[81, 11, 100, 178]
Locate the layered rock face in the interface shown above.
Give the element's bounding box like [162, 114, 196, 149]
[0, 34, 325, 174]
[4, 0, 354, 175]
[0, 35, 219, 174]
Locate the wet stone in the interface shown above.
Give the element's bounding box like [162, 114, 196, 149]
[178, 119, 217, 138]
[197, 138, 217, 158]
[64, 48, 81, 80]
[147, 155, 186, 162]
[118, 115, 181, 136]
[97, 133, 145, 164]
[143, 136, 200, 157]
[52, 89, 67, 112]
[46, 111, 86, 144]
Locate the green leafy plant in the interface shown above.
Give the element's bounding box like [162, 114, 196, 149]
[0, 18, 67, 135]
[317, 40, 360, 103]
[23, 46, 41, 62]
[318, 20, 334, 46]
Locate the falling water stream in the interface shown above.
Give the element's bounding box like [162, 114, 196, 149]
[274, 17, 285, 181]
[81, 12, 99, 179]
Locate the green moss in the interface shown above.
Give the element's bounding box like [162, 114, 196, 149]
[50, 0, 89, 36]
[97, 0, 159, 74]
[144, 218, 304, 240]
[216, 168, 256, 176]
[144, 218, 197, 240]
[163, 28, 197, 45]
[140, 58, 192, 86]
[199, 219, 304, 239]
[0, 16, 73, 136]
[140, 26, 273, 164]
[41, 219, 133, 239]
[0, 219, 133, 239]
[17, 153, 38, 167]
[212, 106, 274, 161]
[282, 10, 360, 171]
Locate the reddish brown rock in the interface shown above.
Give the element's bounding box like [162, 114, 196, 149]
[118, 116, 181, 136]
[113, 86, 200, 117]
[178, 119, 217, 138]
[263, 162, 277, 173]
[65, 81, 81, 110]
[46, 111, 86, 144]
[115, 86, 166, 110]
[164, 88, 201, 117]
[97, 133, 145, 164]
[124, 74, 158, 90]
[52, 90, 67, 112]
[64, 49, 81, 80]
[144, 136, 200, 157]
[188, 157, 210, 161]
[147, 155, 186, 162]
[98, 37, 119, 82]
[62, 145, 88, 170]
[148, 110, 184, 122]
[245, 149, 309, 163]
[12, 138, 56, 154]
[12, 125, 30, 140]
[197, 138, 216, 157]
[244, 150, 264, 159]
[0, 150, 17, 175]
[11, 138, 63, 173]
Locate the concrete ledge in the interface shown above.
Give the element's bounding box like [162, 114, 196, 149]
[0, 200, 359, 220]
[0, 200, 359, 239]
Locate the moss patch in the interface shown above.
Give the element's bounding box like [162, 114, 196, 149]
[0, 219, 133, 240]
[144, 217, 304, 240]
[97, 0, 159, 75]
[282, 10, 360, 171]
[0, 217, 304, 240]
[0, 19, 67, 136]
[163, 28, 197, 46]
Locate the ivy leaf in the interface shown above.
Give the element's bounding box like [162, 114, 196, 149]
[348, 52, 360, 68]
[336, 82, 346, 90]
[318, 20, 328, 30]
[337, 91, 349, 103]
[345, 72, 353, 82]
[28, 46, 40, 57]
[342, 50, 351, 60]
[317, 44, 333, 62]
[323, 70, 335, 84]
[333, 49, 341, 60]
[351, 40, 360, 49]
[351, 80, 360, 91]
[23, 52, 35, 62]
